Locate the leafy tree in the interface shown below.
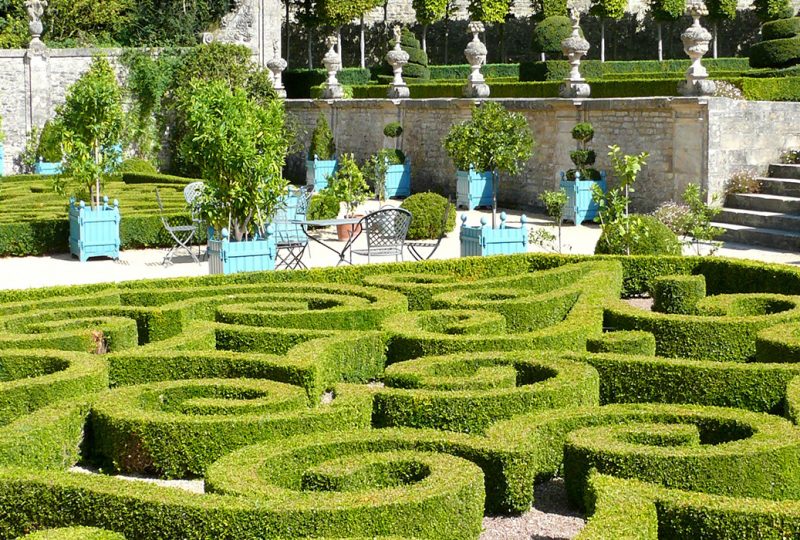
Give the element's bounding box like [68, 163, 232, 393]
[650, 0, 684, 61]
[120, 0, 232, 46]
[44, 0, 133, 46]
[706, 0, 738, 57]
[413, 0, 448, 52]
[308, 114, 336, 161]
[316, 0, 383, 67]
[681, 183, 724, 255]
[55, 57, 124, 207]
[469, 0, 512, 60]
[533, 0, 568, 19]
[176, 79, 290, 242]
[752, 0, 794, 21]
[532, 15, 573, 57]
[539, 189, 568, 252]
[444, 102, 535, 226]
[590, 0, 626, 61]
[326, 153, 370, 216]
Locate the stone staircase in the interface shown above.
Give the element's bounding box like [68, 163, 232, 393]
[713, 164, 800, 251]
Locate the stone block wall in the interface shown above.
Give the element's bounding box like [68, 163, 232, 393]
[286, 97, 726, 213]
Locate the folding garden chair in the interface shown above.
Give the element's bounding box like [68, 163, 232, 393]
[406, 200, 453, 261]
[273, 205, 308, 270]
[156, 188, 199, 265]
[183, 181, 205, 258]
[348, 207, 412, 264]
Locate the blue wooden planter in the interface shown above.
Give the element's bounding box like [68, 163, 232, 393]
[35, 161, 62, 175]
[560, 171, 606, 225]
[0, 144, 4, 176]
[385, 160, 411, 198]
[207, 227, 276, 275]
[306, 157, 337, 191]
[69, 197, 120, 262]
[456, 168, 493, 210]
[460, 213, 529, 257]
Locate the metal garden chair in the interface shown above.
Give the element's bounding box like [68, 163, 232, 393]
[183, 181, 205, 258]
[273, 198, 309, 270]
[155, 188, 199, 265]
[347, 207, 412, 264]
[406, 200, 453, 261]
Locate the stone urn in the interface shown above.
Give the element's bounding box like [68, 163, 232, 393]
[559, 10, 591, 98]
[679, 0, 716, 96]
[386, 25, 410, 99]
[322, 35, 344, 99]
[463, 21, 490, 98]
[267, 45, 288, 99]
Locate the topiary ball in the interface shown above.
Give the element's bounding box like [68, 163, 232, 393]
[571, 122, 595, 143]
[384, 122, 403, 138]
[400, 192, 456, 240]
[594, 214, 682, 256]
[650, 274, 707, 315]
[118, 158, 157, 174]
[532, 16, 575, 55]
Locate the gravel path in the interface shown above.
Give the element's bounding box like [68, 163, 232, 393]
[623, 297, 653, 311]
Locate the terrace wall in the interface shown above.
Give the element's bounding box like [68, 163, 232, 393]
[286, 97, 800, 211]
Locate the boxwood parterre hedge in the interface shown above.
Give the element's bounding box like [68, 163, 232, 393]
[3, 253, 800, 538]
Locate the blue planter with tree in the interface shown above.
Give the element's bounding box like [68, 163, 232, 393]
[208, 227, 276, 274]
[460, 213, 529, 257]
[456, 167, 493, 210]
[35, 160, 63, 175]
[306, 114, 337, 191]
[560, 170, 606, 224]
[69, 198, 120, 261]
[306, 157, 337, 191]
[385, 159, 411, 198]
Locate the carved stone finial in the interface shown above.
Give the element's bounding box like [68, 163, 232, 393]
[322, 35, 343, 99]
[559, 9, 591, 98]
[386, 26, 410, 98]
[678, 0, 716, 96]
[266, 41, 287, 99]
[25, 0, 47, 50]
[463, 21, 489, 98]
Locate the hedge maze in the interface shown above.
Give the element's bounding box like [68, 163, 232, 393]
[3, 254, 800, 538]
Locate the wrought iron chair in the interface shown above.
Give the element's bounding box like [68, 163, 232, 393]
[406, 200, 453, 261]
[273, 197, 309, 270]
[183, 181, 205, 258]
[348, 207, 412, 264]
[156, 188, 199, 265]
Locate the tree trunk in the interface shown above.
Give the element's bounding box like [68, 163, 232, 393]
[94, 141, 101, 208]
[601, 21, 605, 62]
[307, 27, 313, 68]
[338, 29, 343, 68]
[444, 13, 449, 64]
[491, 170, 498, 228]
[500, 23, 506, 63]
[360, 16, 365, 68]
[713, 22, 718, 58]
[422, 23, 428, 53]
[285, 0, 290, 63]
[541, 52, 545, 61]
[657, 23, 663, 62]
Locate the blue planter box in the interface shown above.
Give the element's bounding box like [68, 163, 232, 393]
[306, 158, 337, 191]
[69, 197, 120, 262]
[456, 168, 493, 210]
[35, 161, 62, 175]
[0, 144, 4, 176]
[385, 160, 411, 198]
[460, 213, 529, 257]
[560, 171, 606, 225]
[207, 227, 276, 275]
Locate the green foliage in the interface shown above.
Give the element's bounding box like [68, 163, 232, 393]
[595, 214, 681, 256]
[533, 0, 568, 18]
[176, 80, 289, 241]
[283, 68, 371, 99]
[383, 122, 404, 138]
[590, 0, 627, 21]
[520, 58, 752, 81]
[307, 192, 341, 220]
[0, 14, 28, 48]
[540, 189, 568, 253]
[762, 17, 800, 40]
[382, 28, 430, 80]
[400, 192, 456, 240]
[753, 0, 795, 21]
[19, 527, 126, 539]
[412, 0, 448, 25]
[571, 123, 595, 143]
[725, 170, 762, 195]
[37, 121, 63, 163]
[315, 0, 384, 29]
[362, 153, 389, 201]
[750, 35, 800, 68]
[735, 75, 800, 100]
[120, 0, 232, 46]
[309, 114, 336, 161]
[782, 149, 800, 164]
[706, 0, 738, 20]
[443, 101, 535, 176]
[586, 331, 657, 356]
[681, 183, 724, 255]
[649, 0, 685, 22]
[326, 153, 370, 216]
[117, 158, 157, 175]
[468, 0, 512, 23]
[55, 57, 124, 206]
[650, 274, 707, 315]
[43, 0, 132, 46]
[532, 16, 573, 54]
[755, 322, 800, 362]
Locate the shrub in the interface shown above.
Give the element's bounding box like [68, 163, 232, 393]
[753, 0, 795, 21]
[532, 16, 574, 55]
[37, 121, 64, 163]
[383, 122, 403, 138]
[781, 149, 800, 163]
[307, 192, 341, 220]
[650, 274, 707, 315]
[586, 331, 657, 356]
[651, 201, 692, 235]
[762, 17, 800, 40]
[750, 36, 800, 68]
[595, 215, 682, 256]
[117, 158, 157, 175]
[726, 169, 762, 194]
[19, 527, 125, 539]
[308, 114, 336, 161]
[400, 192, 456, 240]
[381, 28, 430, 80]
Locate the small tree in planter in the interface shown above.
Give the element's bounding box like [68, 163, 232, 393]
[177, 79, 291, 274]
[444, 101, 534, 225]
[560, 122, 607, 224]
[325, 153, 371, 240]
[54, 57, 124, 261]
[363, 122, 410, 200]
[307, 113, 337, 191]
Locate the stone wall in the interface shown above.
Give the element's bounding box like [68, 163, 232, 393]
[286, 97, 800, 212]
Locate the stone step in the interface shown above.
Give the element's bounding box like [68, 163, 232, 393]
[769, 163, 800, 180]
[713, 222, 800, 251]
[757, 177, 800, 197]
[716, 207, 800, 231]
[725, 193, 800, 213]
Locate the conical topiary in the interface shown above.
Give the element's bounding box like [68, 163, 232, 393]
[383, 28, 430, 80]
[308, 114, 335, 161]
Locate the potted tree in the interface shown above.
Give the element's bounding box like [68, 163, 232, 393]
[54, 58, 124, 262]
[177, 79, 291, 274]
[381, 121, 411, 198]
[560, 122, 607, 224]
[326, 153, 371, 241]
[34, 121, 64, 175]
[306, 113, 337, 191]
